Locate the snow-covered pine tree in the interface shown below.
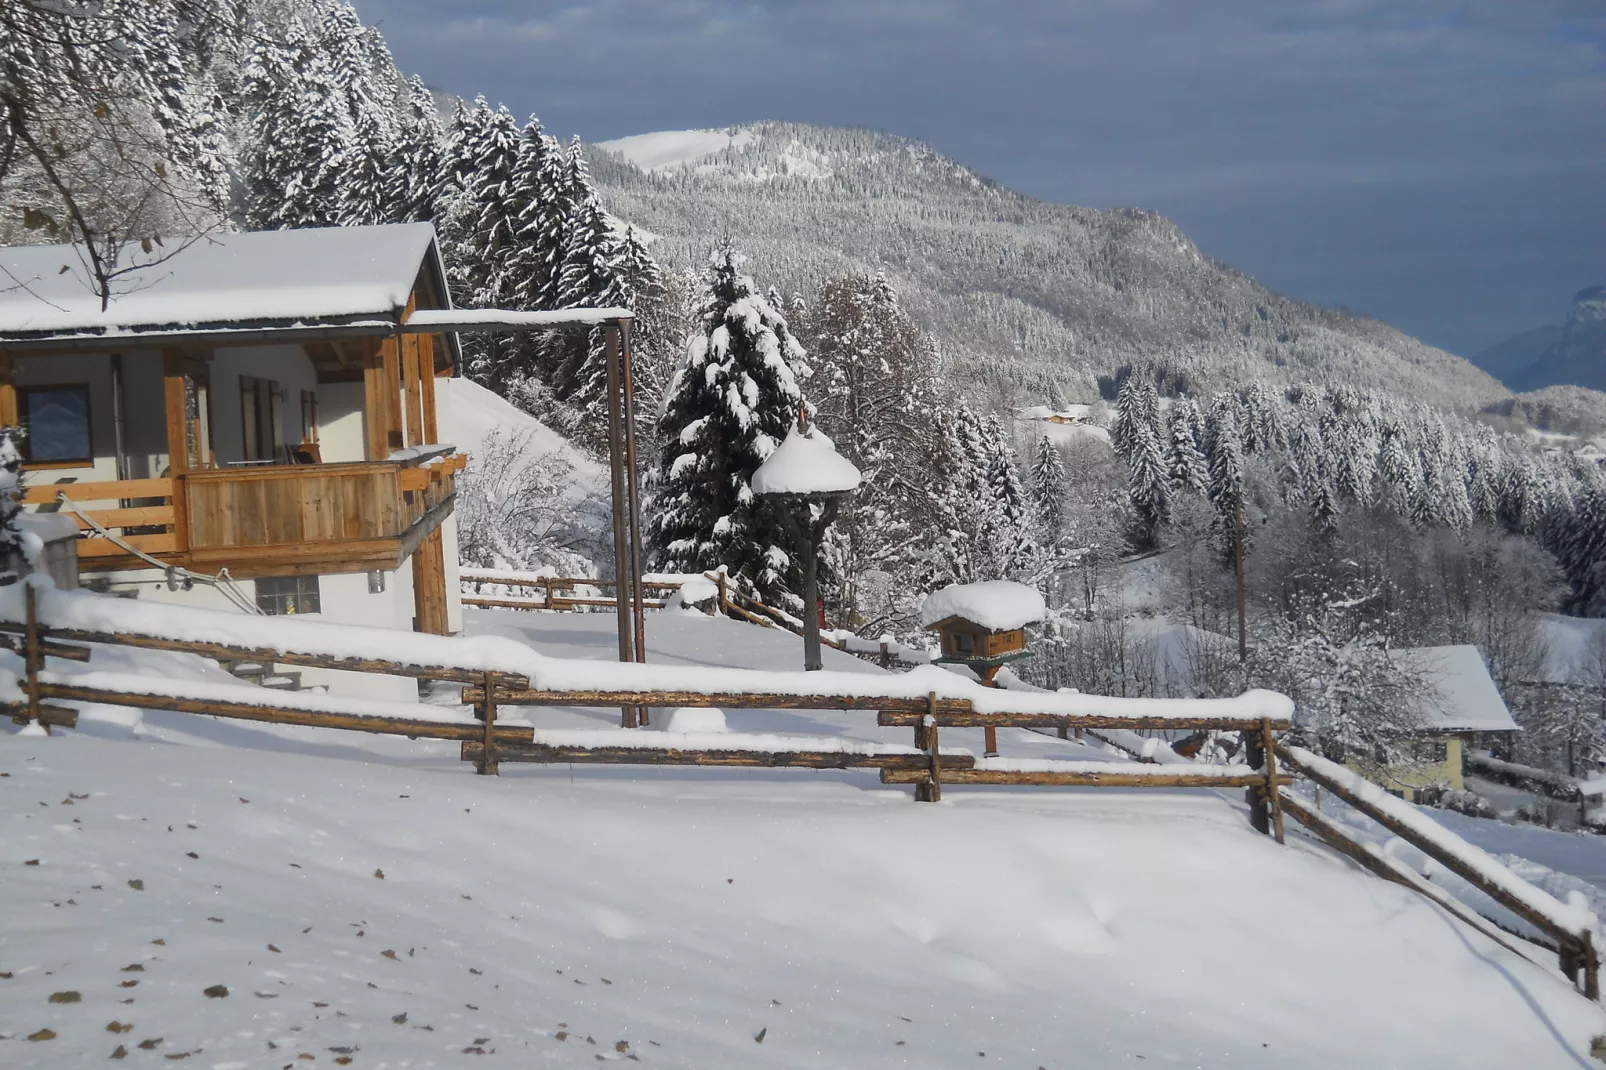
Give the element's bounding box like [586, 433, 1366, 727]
[1204, 392, 1245, 520]
[241, 15, 354, 230]
[646, 244, 809, 605]
[1030, 434, 1068, 537]
[549, 138, 630, 430]
[383, 76, 446, 223]
[438, 99, 524, 382]
[982, 414, 1038, 578]
[1121, 381, 1169, 550]
[1166, 396, 1209, 493]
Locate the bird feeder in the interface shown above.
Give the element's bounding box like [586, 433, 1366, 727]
[920, 580, 1047, 754]
[751, 412, 862, 671]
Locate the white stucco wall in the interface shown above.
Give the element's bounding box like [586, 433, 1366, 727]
[318, 381, 366, 463]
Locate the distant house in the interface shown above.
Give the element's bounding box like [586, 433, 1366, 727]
[0, 224, 469, 700]
[1348, 645, 1519, 800]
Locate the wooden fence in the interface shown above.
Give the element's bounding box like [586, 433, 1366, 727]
[5, 585, 1598, 1001]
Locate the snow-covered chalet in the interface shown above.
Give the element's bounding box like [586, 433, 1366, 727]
[0, 225, 468, 700]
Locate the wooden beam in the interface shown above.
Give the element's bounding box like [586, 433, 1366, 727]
[459, 742, 971, 770]
[21, 477, 174, 504]
[459, 687, 975, 714]
[0, 622, 528, 688]
[881, 768, 1296, 787]
[65, 505, 175, 530]
[877, 709, 1283, 732]
[35, 680, 536, 743]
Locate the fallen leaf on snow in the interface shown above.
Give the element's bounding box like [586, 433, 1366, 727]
[381, 949, 397, 960]
[754, 1028, 767, 1044]
[127, 880, 144, 891]
[120, 964, 144, 972]
[111, 1044, 128, 1059]
[137, 1038, 163, 1049]
[106, 1021, 133, 1033]
[48, 990, 81, 1003]
[203, 985, 229, 999]
[24, 858, 39, 865]
[373, 868, 384, 880]
[28, 1028, 57, 1041]
[267, 944, 280, 953]
[392, 1013, 407, 1025]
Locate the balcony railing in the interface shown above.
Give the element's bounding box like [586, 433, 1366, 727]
[20, 446, 465, 575]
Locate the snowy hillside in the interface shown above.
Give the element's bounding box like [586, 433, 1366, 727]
[6, 606, 1606, 1067]
[437, 377, 602, 489]
[588, 121, 1510, 414]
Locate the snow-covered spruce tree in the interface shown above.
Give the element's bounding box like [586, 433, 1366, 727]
[646, 244, 809, 606]
[1122, 399, 1170, 550]
[1030, 434, 1068, 538]
[383, 75, 446, 223]
[438, 100, 526, 383]
[241, 15, 354, 230]
[1165, 396, 1209, 494]
[981, 414, 1039, 578]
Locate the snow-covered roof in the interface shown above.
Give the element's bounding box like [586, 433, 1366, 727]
[920, 581, 1047, 631]
[750, 425, 861, 497]
[1396, 645, 1518, 733]
[0, 224, 453, 349]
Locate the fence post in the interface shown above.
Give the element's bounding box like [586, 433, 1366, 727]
[915, 690, 941, 803]
[1261, 718, 1284, 844]
[477, 670, 498, 776]
[542, 577, 553, 611]
[879, 640, 892, 670]
[1243, 726, 1269, 835]
[1585, 932, 1600, 1001]
[24, 582, 44, 735]
[717, 572, 728, 617]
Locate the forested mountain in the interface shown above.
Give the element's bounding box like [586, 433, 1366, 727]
[590, 123, 1510, 413]
[1475, 286, 1606, 394]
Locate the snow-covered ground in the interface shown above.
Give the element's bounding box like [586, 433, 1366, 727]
[594, 128, 757, 173]
[6, 606, 1606, 1067]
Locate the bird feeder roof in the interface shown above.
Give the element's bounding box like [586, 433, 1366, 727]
[920, 581, 1047, 631]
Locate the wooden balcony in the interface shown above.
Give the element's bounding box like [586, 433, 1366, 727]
[22, 447, 466, 578]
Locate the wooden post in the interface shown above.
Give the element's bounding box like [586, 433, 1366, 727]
[1261, 718, 1284, 844]
[362, 342, 389, 461]
[419, 333, 440, 444]
[402, 334, 426, 448]
[1585, 932, 1600, 1001]
[1243, 728, 1270, 834]
[24, 582, 44, 734]
[411, 528, 449, 634]
[0, 352, 16, 427]
[915, 690, 941, 803]
[477, 670, 498, 776]
[542, 577, 554, 611]
[717, 572, 729, 616]
[380, 333, 406, 455]
[603, 326, 636, 728]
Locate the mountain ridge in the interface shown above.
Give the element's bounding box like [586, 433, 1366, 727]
[589, 121, 1511, 414]
[1475, 286, 1606, 394]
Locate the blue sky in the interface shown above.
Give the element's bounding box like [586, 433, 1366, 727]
[352, 0, 1605, 358]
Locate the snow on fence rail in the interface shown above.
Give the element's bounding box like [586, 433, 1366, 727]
[1466, 750, 1584, 803]
[1278, 744, 1600, 999]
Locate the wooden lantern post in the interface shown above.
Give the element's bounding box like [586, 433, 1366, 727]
[751, 409, 862, 672]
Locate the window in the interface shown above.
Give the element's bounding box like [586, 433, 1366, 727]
[239, 375, 282, 461]
[256, 575, 321, 616]
[20, 385, 91, 465]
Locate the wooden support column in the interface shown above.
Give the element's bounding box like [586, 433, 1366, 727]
[362, 341, 391, 461]
[419, 333, 440, 443]
[1243, 728, 1270, 835]
[380, 334, 405, 455]
[161, 351, 192, 550]
[915, 691, 941, 803]
[411, 527, 449, 635]
[402, 335, 426, 448]
[0, 352, 16, 427]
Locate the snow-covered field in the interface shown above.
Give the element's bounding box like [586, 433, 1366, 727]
[6, 607, 1606, 1067]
